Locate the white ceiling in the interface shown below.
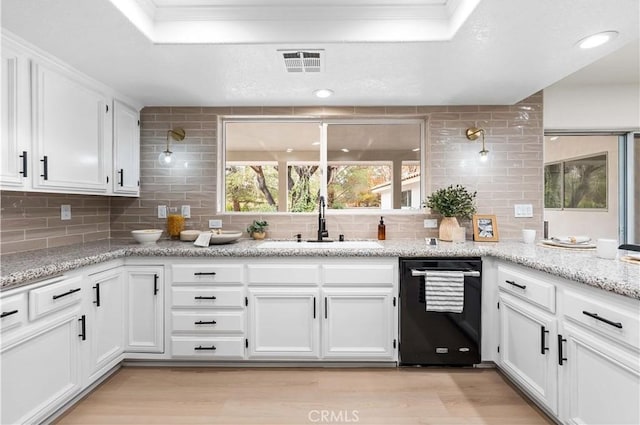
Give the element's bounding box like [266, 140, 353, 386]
[1, 0, 638, 107]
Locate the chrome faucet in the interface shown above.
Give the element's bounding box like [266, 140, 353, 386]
[317, 196, 329, 241]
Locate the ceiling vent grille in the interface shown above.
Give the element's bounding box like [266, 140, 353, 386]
[280, 50, 324, 73]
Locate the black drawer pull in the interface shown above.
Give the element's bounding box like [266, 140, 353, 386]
[153, 274, 159, 295]
[19, 151, 28, 177]
[194, 320, 217, 325]
[558, 334, 567, 365]
[540, 326, 549, 355]
[52, 287, 81, 300]
[93, 283, 101, 307]
[194, 296, 217, 300]
[582, 310, 623, 329]
[194, 272, 217, 276]
[78, 315, 86, 341]
[118, 168, 124, 187]
[194, 345, 216, 351]
[1, 310, 19, 318]
[40, 155, 48, 180]
[505, 280, 526, 290]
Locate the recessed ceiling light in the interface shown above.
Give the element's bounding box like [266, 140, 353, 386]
[311, 141, 320, 146]
[412, 148, 420, 152]
[549, 136, 559, 141]
[341, 148, 350, 153]
[313, 89, 334, 98]
[577, 31, 619, 49]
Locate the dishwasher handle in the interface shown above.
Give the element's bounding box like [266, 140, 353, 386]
[411, 269, 480, 277]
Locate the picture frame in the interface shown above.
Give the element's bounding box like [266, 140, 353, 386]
[472, 214, 499, 242]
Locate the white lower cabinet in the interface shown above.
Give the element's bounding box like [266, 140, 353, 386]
[85, 269, 125, 382]
[247, 287, 320, 359]
[124, 266, 164, 353]
[558, 321, 640, 425]
[322, 288, 395, 359]
[498, 291, 558, 414]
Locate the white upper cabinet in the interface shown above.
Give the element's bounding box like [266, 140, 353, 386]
[31, 59, 110, 193]
[0, 38, 30, 188]
[112, 100, 140, 196]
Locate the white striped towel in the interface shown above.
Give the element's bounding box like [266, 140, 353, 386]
[424, 271, 464, 313]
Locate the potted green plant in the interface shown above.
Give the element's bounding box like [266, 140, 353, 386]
[246, 219, 268, 240]
[424, 184, 477, 241]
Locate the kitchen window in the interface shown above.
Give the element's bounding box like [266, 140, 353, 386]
[544, 153, 608, 210]
[219, 118, 424, 213]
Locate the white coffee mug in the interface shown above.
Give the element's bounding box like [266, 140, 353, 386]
[522, 229, 536, 244]
[596, 238, 618, 259]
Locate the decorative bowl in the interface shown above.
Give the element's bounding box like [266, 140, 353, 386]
[209, 230, 243, 245]
[131, 229, 163, 244]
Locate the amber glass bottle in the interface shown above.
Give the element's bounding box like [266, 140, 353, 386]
[378, 216, 386, 240]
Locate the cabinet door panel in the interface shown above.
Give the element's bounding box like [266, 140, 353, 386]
[323, 288, 395, 359]
[247, 288, 319, 359]
[1, 314, 81, 424]
[125, 268, 164, 353]
[560, 323, 640, 425]
[499, 292, 558, 414]
[112, 100, 139, 195]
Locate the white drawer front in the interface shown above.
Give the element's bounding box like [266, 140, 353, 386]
[28, 276, 83, 320]
[172, 311, 244, 334]
[172, 287, 244, 308]
[323, 264, 394, 286]
[247, 264, 320, 285]
[0, 293, 27, 333]
[498, 265, 555, 312]
[172, 264, 243, 284]
[171, 337, 245, 358]
[563, 289, 639, 349]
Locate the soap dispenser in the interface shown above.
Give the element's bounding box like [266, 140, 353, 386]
[378, 216, 386, 240]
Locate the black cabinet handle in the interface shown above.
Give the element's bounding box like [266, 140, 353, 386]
[194, 295, 217, 300]
[194, 320, 217, 325]
[52, 287, 81, 300]
[194, 345, 216, 351]
[194, 272, 217, 276]
[558, 334, 567, 365]
[19, 151, 28, 177]
[313, 297, 316, 318]
[1, 310, 19, 319]
[540, 326, 549, 354]
[78, 315, 86, 341]
[153, 274, 159, 295]
[505, 279, 526, 290]
[118, 168, 124, 187]
[40, 155, 48, 180]
[324, 297, 328, 319]
[582, 310, 623, 329]
[93, 283, 101, 307]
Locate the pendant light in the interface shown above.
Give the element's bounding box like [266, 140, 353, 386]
[465, 127, 489, 162]
[158, 128, 186, 166]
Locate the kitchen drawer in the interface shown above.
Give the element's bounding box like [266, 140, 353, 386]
[0, 292, 27, 333]
[563, 289, 639, 349]
[28, 276, 83, 320]
[498, 265, 555, 313]
[172, 287, 244, 308]
[323, 264, 394, 286]
[247, 264, 319, 285]
[172, 311, 244, 334]
[171, 336, 245, 359]
[172, 264, 243, 284]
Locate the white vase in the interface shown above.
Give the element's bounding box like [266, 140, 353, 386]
[439, 217, 460, 241]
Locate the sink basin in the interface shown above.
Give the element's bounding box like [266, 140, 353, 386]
[257, 240, 383, 249]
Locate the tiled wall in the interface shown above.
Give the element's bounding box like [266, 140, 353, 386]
[0, 94, 542, 253]
[110, 93, 543, 242]
[0, 191, 110, 254]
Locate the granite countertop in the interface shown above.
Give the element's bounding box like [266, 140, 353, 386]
[1, 238, 639, 300]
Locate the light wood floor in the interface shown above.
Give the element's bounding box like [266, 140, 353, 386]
[56, 367, 553, 425]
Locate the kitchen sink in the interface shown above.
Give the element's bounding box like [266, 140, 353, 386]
[256, 240, 383, 249]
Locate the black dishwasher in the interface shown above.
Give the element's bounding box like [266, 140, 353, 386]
[399, 257, 482, 366]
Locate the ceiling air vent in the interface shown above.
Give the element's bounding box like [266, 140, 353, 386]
[280, 50, 324, 73]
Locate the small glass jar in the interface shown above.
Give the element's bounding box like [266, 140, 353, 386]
[166, 208, 185, 239]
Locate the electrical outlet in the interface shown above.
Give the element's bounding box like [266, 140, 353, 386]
[514, 204, 533, 218]
[424, 219, 438, 228]
[181, 205, 191, 218]
[209, 219, 222, 229]
[157, 205, 167, 219]
[60, 205, 71, 220]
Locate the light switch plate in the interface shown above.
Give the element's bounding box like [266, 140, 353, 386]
[423, 219, 438, 228]
[514, 204, 533, 218]
[157, 205, 167, 219]
[181, 205, 191, 218]
[209, 219, 223, 229]
[60, 205, 71, 220]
